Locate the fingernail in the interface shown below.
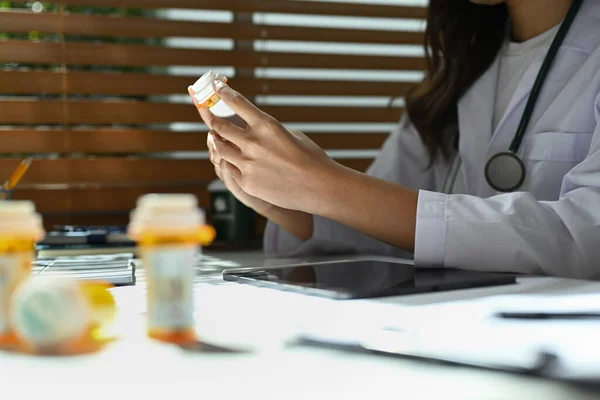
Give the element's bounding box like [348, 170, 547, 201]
[213, 80, 225, 92]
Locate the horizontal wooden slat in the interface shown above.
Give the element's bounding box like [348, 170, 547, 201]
[337, 158, 372, 172]
[310, 134, 387, 150]
[0, 158, 216, 184]
[12, 186, 211, 214]
[0, 40, 426, 70]
[0, 11, 424, 45]
[0, 129, 388, 153]
[52, 0, 427, 19]
[0, 71, 417, 97]
[0, 157, 371, 185]
[0, 129, 206, 153]
[0, 100, 403, 124]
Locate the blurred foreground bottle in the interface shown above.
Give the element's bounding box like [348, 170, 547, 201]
[129, 194, 215, 344]
[0, 201, 44, 345]
[9, 278, 116, 354]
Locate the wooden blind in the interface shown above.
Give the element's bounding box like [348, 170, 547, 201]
[0, 0, 426, 229]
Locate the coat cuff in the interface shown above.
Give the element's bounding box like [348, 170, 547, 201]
[414, 190, 448, 267]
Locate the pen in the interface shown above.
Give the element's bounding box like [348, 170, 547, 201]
[0, 157, 33, 200]
[496, 312, 600, 320]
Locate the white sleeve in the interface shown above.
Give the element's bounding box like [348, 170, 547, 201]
[414, 93, 600, 280]
[264, 115, 452, 258]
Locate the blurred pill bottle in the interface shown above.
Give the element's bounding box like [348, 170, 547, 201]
[9, 278, 116, 353]
[128, 194, 215, 344]
[191, 70, 247, 128]
[0, 201, 44, 344]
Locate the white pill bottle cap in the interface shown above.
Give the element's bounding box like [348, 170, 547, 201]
[128, 194, 206, 239]
[191, 70, 228, 105]
[190, 70, 246, 126]
[0, 201, 45, 240]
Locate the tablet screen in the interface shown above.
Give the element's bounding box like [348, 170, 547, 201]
[222, 259, 517, 299]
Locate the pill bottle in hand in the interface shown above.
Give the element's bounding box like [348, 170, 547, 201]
[190, 70, 247, 128]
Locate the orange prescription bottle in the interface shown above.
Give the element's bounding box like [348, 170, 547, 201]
[191, 70, 247, 127]
[0, 201, 44, 345]
[9, 278, 116, 353]
[129, 194, 211, 344]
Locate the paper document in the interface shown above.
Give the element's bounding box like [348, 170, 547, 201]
[33, 253, 135, 286]
[295, 295, 600, 383]
[483, 293, 600, 314]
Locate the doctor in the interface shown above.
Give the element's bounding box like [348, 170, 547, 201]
[191, 0, 600, 279]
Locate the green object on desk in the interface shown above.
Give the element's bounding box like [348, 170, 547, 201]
[208, 180, 256, 243]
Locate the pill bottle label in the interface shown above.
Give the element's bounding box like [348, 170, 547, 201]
[144, 246, 196, 332]
[0, 252, 31, 334]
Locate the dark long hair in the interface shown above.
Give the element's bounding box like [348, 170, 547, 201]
[405, 1, 509, 162]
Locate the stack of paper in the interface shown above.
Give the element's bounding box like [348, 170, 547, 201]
[32, 253, 135, 286]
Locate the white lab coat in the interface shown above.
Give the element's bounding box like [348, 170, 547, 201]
[265, 0, 600, 280]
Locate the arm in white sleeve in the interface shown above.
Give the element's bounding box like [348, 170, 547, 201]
[264, 115, 452, 258]
[415, 94, 600, 280]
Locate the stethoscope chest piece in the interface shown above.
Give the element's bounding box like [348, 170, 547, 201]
[480, 0, 583, 193]
[484, 152, 526, 193]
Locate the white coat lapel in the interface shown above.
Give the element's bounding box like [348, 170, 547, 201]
[487, 59, 543, 153]
[478, 58, 544, 195]
[457, 54, 500, 194]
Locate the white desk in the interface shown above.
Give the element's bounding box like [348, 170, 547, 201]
[2, 251, 600, 399]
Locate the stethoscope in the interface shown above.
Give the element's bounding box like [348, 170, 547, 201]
[444, 0, 584, 194]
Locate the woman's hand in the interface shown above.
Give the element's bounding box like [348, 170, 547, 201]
[195, 80, 345, 214]
[188, 87, 276, 216]
[208, 131, 276, 217]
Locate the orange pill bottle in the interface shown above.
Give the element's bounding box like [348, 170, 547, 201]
[129, 194, 214, 344]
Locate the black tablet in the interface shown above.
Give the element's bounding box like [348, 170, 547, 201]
[222, 259, 517, 300]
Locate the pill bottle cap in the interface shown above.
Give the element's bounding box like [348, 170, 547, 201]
[0, 201, 45, 240]
[128, 194, 206, 238]
[136, 193, 198, 210]
[191, 70, 228, 104]
[79, 281, 117, 328]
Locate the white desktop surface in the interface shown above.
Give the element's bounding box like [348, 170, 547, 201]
[2, 251, 600, 399]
